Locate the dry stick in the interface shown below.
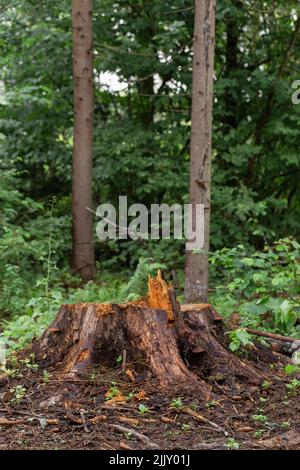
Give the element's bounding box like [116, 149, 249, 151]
[80, 410, 90, 433]
[246, 328, 296, 344]
[183, 407, 228, 436]
[107, 423, 159, 449]
[122, 349, 127, 373]
[0, 418, 24, 426]
[119, 416, 140, 427]
[119, 441, 135, 451]
[0, 417, 59, 426]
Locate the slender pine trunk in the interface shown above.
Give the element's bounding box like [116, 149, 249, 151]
[72, 0, 95, 281]
[185, 0, 216, 302]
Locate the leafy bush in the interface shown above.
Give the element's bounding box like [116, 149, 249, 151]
[210, 238, 300, 339]
[227, 328, 254, 352]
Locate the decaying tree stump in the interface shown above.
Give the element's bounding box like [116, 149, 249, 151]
[31, 271, 260, 392]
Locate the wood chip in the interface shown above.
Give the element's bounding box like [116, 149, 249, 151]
[64, 414, 82, 424]
[161, 416, 176, 424]
[237, 426, 254, 432]
[141, 418, 157, 423]
[119, 416, 140, 426]
[125, 369, 135, 383]
[90, 415, 107, 424]
[134, 390, 148, 401]
[64, 400, 83, 410]
[64, 401, 82, 424]
[119, 441, 134, 450]
[46, 419, 59, 425]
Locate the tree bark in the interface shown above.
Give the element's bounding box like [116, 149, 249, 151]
[72, 0, 95, 281]
[31, 272, 260, 395]
[185, 0, 216, 303]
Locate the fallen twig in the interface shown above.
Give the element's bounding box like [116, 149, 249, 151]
[119, 441, 135, 450]
[0, 418, 24, 426]
[246, 328, 295, 344]
[161, 416, 176, 424]
[0, 417, 59, 426]
[80, 410, 90, 433]
[183, 407, 228, 436]
[90, 415, 107, 424]
[107, 423, 159, 449]
[122, 349, 127, 372]
[119, 416, 140, 426]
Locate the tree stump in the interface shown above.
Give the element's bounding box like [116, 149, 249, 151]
[31, 272, 260, 393]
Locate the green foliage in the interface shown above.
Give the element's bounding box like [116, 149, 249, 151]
[181, 423, 191, 432]
[226, 438, 240, 450]
[138, 404, 150, 415]
[170, 397, 183, 409]
[0, 0, 299, 274]
[227, 328, 254, 352]
[42, 370, 51, 384]
[0, 188, 66, 349]
[9, 385, 27, 405]
[252, 414, 269, 425]
[0, 289, 62, 350]
[261, 381, 271, 390]
[211, 238, 300, 338]
[284, 364, 300, 375]
[20, 353, 38, 371]
[0, 0, 299, 356]
[105, 383, 120, 400]
[286, 379, 300, 395]
[115, 355, 122, 365]
[0, 275, 124, 351]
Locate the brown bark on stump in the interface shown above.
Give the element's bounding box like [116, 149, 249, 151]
[32, 272, 260, 393]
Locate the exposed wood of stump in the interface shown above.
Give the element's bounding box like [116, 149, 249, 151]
[31, 271, 260, 392]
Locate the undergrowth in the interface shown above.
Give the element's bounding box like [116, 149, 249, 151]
[210, 237, 300, 347]
[0, 178, 299, 357]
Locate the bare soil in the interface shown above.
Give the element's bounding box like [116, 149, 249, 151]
[0, 353, 299, 450]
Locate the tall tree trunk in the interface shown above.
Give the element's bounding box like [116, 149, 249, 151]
[185, 0, 216, 303]
[72, 0, 95, 281]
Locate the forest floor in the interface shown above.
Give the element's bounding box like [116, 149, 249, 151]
[0, 353, 299, 450]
